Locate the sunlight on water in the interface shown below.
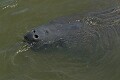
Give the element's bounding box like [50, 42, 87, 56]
[16, 44, 30, 54]
[2, 3, 18, 9]
[0, 0, 18, 9]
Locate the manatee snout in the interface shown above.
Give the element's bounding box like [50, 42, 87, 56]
[24, 30, 40, 43]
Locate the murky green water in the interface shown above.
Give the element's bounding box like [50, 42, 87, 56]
[0, 0, 120, 80]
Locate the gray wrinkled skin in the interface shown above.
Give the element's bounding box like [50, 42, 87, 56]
[24, 7, 120, 61]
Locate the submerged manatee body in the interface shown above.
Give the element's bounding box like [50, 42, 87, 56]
[24, 7, 120, 60]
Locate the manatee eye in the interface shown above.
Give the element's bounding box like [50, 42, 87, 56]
[32, 30, 36, 33]
[45, 30, 49, 34]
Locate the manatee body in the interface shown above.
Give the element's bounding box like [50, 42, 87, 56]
[24, 7, 120, 58]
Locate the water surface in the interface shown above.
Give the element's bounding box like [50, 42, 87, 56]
[0, 0, 120, 80]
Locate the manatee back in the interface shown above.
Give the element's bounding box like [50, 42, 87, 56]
[46, 7, 120, 52]
[58, 7, 120, 61]
[81, 7, 120, 53]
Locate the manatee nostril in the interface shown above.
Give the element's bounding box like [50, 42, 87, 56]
[34, 34, 39, 39]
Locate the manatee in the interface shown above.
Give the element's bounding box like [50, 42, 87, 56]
[24, 7, 120, 60]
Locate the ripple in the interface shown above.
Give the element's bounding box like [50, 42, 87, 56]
[11, 43, 31, 65]
[0, 0, 18, 10]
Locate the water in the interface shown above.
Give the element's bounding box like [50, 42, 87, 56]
[0, 0, 120, 80]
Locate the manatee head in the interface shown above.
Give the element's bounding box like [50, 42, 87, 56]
[24, 23, 69, 50]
